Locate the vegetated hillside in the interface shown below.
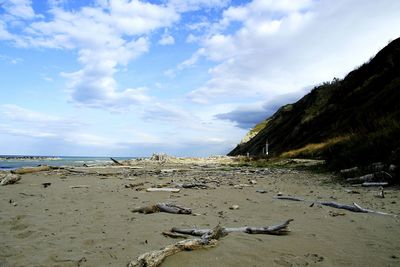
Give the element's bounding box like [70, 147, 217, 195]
[229, 37, 400, 171]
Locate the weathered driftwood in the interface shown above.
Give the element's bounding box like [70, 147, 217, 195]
[132, 203, 192, 215]
[171, 219, 293, 236]
[177, 183, 208, 189]
[69, 185, 89, 189]
[128, 225, 224, 267]
[146, 188, 180, 193]
[274, 195, 397, 217]
[125, 182, 144, 188]
[362, 182, 389, 187]
[128, 220, 292, 267]
[0, 173, 21, 186]
[11, 165, 52, 175]
[110, 157, 123, 165]
[162, 231, 189, 239]
[347, 173, 375, 183]
[273, 196, 304, 201]
[347, 171, 392, 184]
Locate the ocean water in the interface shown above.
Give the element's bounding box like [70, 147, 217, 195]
[0, 156, 134, 170]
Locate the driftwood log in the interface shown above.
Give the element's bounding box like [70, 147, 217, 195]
[274, 196, 397, 217]
[11, 165, 52, 175]
[132, 203, 192, 214]
[346, 171, 392, 184]
[128, 220, 293, 267]
[0, 173, 21, 186]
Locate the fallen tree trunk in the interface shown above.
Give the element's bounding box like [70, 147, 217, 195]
[132, 203, 192, 214]
[128, 220, 292, 267]
[11, 165, 51, 175]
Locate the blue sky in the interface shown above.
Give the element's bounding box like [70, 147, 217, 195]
[1, 0, 400, 157]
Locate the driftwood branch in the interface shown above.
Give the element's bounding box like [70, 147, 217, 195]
[274, 195, 397, 217]
[110, 157, 123, 165]
[128, 220, 292, 267]
[132, 203, 192, 215]
[171, 219, 293, 236]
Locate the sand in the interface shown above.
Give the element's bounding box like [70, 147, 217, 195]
[0, 159, 399, 266]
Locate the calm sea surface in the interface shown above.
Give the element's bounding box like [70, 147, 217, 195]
[0, 156, 134, 170]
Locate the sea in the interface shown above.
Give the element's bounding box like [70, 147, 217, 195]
[0, 155, 134, 170]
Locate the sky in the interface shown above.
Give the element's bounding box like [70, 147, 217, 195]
[0, 0, 400, 157]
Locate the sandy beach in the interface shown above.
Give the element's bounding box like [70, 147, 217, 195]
[1, 157, 399, 267]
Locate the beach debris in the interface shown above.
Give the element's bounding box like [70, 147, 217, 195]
[69, 185, 90, 189]
[229, 204, 239, 210]
[274, 195, 397, 217]
[375, 187, 385, 198]
[128, 220, 293, 267]
[146, 188, 180, 193]
[162, 231, 188, 239]
[1, 173, 21, 186]
[125, 182, 144, 188]
[256, 189, 267, 193]
[329, 211, 346, 217]
[110, 157, 123, 165]
[274, 195, 304, 201]
[9, 199, 17, 206]
[132, 203, 192, 215]
[11, 165, 52, 175]
[42, 182, 51, 188]
[176, 182, 208, 189]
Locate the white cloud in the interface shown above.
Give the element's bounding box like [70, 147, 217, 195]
[167, 0, 229, 12]
[159, 34, 175, 45]
[3, 0, 36, 19]
[1, 1, 179, 110]
[186, 0, 400, 103]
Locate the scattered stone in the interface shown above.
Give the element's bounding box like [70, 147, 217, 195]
[229, 204, 239, 210]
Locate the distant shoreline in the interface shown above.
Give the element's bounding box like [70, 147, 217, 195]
[0, 156, 61, 161]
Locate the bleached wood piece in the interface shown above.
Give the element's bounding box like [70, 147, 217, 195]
[11, 166, 51, 174]
[132, 203, 192, 214]
[0, 173, 21, 185]
[146, 188, 180, 193]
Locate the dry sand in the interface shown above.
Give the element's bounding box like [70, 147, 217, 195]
[1, 159, 400, 266]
